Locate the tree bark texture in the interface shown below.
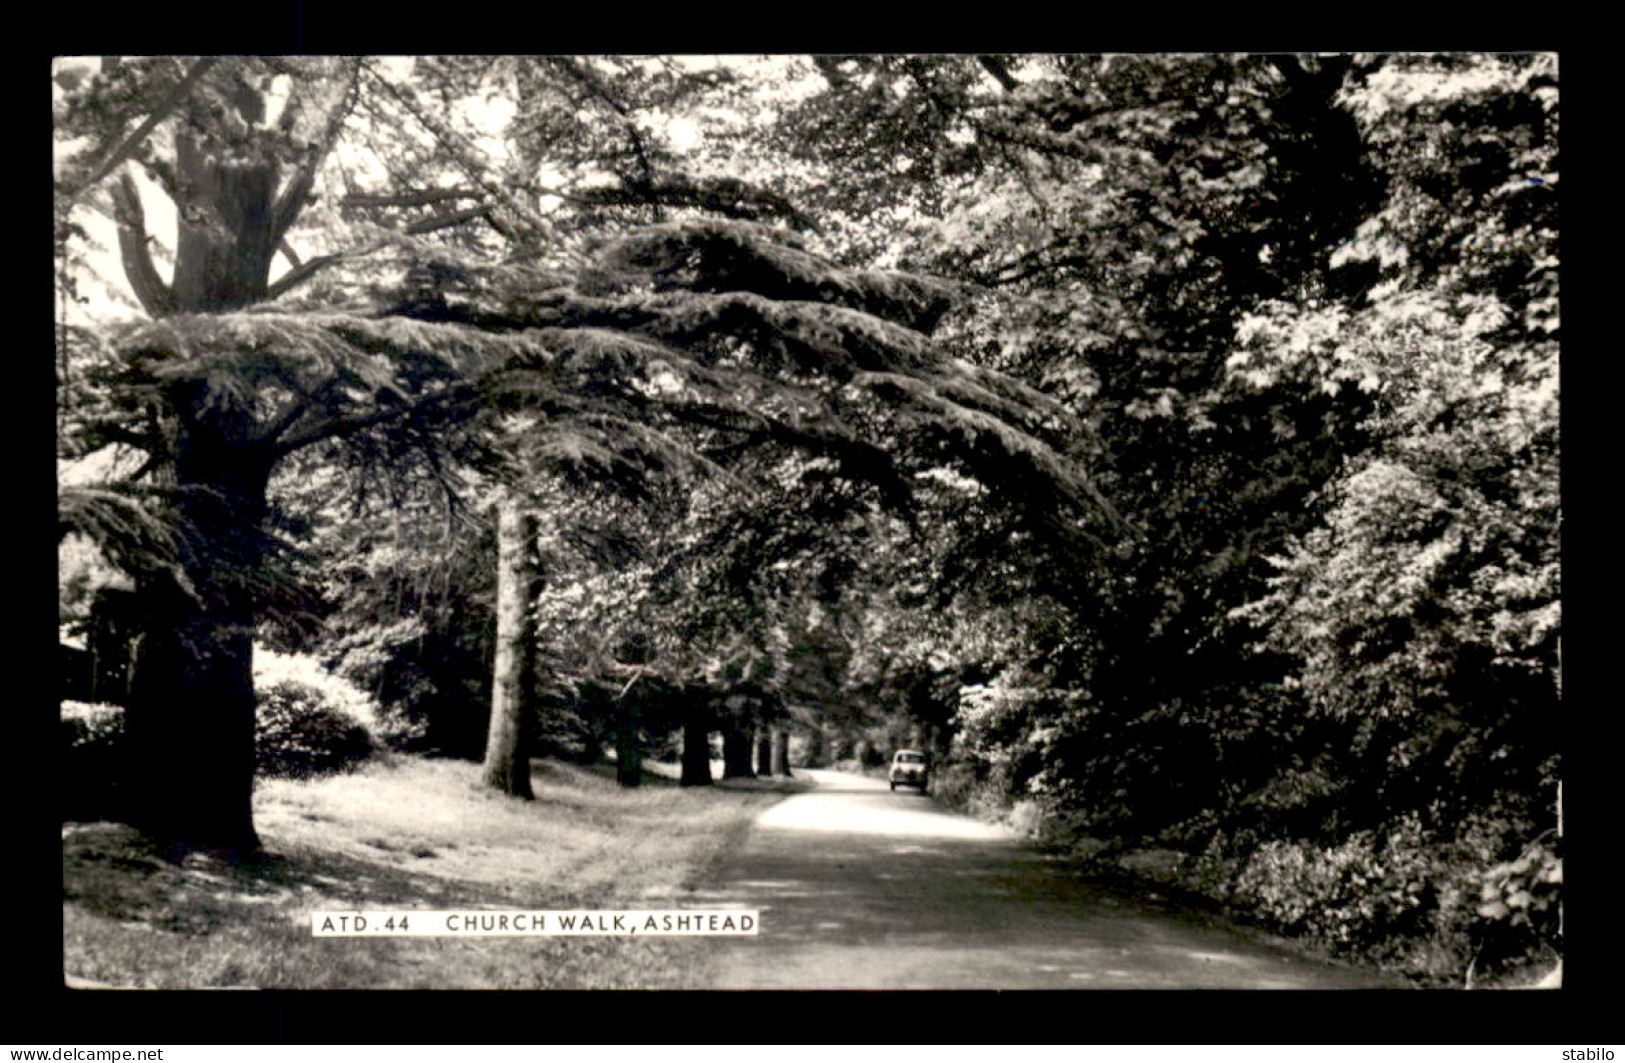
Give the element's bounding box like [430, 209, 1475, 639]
[755, 731, 773, 777]
[88, 588, 142, 704]
[680, 703, 713, 787]
[721, 725, 755, 779]
[116, 128, 286, 854]
[482, 497, 538, 799]
[107, 62, 359, 855]
[124, 413, 274, 856]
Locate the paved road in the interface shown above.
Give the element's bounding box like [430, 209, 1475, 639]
[697, 769, 1400, 989]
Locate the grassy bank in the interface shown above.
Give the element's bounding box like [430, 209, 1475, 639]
[921, 760, 1560, 989]
[62, 755, 805, 989]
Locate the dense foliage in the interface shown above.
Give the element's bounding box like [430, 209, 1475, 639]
[254, 678, 375, 779]
[754, 53, 1560, 982]
[55, 53, 1558, 983]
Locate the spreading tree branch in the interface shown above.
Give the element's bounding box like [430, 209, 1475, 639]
[575, 175, 819, 231]
[109, 171, 175, 317]
[264, 204, 493, 301]
[63, 57, 220, 203]
[977, 55, 1021, 94]
[253, 374, 347, 450]
[543, 56, 659, 190]
[342, 187, 484, 209]
[277, 238, 303, 269]
[404, 204, 493, 235]
[271, 58, 364, 242]
[365, 63, 555, 241]
[269, 386, 475, 458]
[266, 252, 346, 300]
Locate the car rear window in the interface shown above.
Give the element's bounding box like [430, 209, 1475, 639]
[896, 753, 925, 763]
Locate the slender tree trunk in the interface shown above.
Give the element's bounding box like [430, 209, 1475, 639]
[482, 495, 537, 799]
[771, 729, 791, 777]
[574, 723, 603, 765]
[722, 724, 755, 779]
[804, 724, 827, 768]
[680, 703, 713, 787]
[755, 730, 773, 777]
[615, 698, 642, 787]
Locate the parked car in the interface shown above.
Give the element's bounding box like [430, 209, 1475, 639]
[888, 749, 930, 792]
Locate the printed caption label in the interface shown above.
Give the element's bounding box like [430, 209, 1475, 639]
[312, 909, 760, 937]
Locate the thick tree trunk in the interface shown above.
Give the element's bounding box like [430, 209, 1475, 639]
[124, 595, 261, 855]
[482, 496, 537, 799]
[87, 588, 141, 704]
[117, 104, 287, 856]
[124, 419, 273, 857]
[680, 704, 713, 787]
[771, 729, 791, 777]
[755, 731, 773, 777]
[170, 128, 279, 311]
[615, 699, 642, 787]
[721, 725, 755, 779]
[108, 64, 355, 856]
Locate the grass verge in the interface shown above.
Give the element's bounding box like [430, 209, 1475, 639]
[62, 755, 807, 989]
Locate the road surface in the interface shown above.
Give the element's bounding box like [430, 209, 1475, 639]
[696, 769, 1400, 989]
